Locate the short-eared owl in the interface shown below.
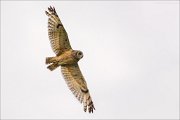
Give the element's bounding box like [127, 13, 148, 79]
[45, 6, 95, 113]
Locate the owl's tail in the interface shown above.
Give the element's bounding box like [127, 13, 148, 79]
[47, 63, 59, 71]
[46, 57, 55, 64]
[46, 57, 59, 71]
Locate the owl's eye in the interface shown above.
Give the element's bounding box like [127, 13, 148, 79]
[76, 51, 83, 59]
[78, 52, 82, 55]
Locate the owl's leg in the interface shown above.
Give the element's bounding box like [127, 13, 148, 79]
[47, 63, 60, 71]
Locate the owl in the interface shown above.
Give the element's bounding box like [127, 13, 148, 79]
[45, 6, 95, 113]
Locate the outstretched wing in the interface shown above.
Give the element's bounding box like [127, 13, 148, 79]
[45, 6, 72, 55]
[61, 64, 95, 113]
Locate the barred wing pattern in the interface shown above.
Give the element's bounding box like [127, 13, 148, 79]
[45, 6, 72, 55]
[61, 64, 95, 113]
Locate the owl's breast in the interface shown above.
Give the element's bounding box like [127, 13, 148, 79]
[57, 50, 79, 65]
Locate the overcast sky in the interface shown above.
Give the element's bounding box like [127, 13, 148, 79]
[1, 1, 179, 119]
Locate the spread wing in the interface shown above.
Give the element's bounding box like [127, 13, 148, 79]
[61, 64, 95, 113]
[45, 6, 72, 55]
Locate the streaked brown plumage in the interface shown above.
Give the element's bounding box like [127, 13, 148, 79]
[45, 6, 95, 113]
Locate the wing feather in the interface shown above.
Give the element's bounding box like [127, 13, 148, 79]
[45, 6, 72, 55]
[61, 64, 95, 113]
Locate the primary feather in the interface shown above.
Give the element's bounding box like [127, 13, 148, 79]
[45, 6, 72, 55]
[61, 64, 95, 113]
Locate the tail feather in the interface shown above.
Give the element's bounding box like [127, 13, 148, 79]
[46, 57, 55, 64]
[47, 63, 59, 71]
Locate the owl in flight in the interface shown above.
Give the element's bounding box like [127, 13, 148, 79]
[45, 6, 95, 113]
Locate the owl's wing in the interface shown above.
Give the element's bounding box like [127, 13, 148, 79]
[45, 6, 72, 55]
[61, 64, 95, 113]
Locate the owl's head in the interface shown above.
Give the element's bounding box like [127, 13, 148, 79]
[73, 50, 83, 60]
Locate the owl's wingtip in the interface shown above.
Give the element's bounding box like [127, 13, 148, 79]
[46, 6, 58, 17]
[88, 104, 95, 113]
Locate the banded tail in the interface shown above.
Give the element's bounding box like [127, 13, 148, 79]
[47, 63, 59, 71]
[46, 57, 59, 71]
[46, 57, 55, 64]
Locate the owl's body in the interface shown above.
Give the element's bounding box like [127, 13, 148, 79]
[45, 6, 95, 113]
[46, 50, 82, 70]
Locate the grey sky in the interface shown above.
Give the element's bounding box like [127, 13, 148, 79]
[1, 1, 179, 119]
